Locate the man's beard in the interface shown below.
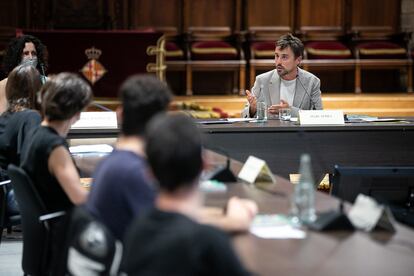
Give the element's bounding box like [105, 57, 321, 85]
[276, 66, 289, 77]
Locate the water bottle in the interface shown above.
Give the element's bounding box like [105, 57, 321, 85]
[291, 154, 317, 225]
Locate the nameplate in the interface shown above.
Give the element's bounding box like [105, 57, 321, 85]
[238, 156, 276, 186]
[71, 112, 118, 129]
[299, 110, 344, 125]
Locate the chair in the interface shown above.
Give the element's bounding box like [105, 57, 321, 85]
[186, 27, 246, 95]
[0, 179, 20, 244]
[7, 164, 65, 275]
[352, 31, 413, 93]
[300, 31, 356, 92]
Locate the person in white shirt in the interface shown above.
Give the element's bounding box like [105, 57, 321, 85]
[242, 33, 323, 118]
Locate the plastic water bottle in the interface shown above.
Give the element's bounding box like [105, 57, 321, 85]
[291, 154, 317, 225]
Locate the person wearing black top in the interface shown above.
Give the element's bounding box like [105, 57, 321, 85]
[20, 72, 92, 275]
[122, 114, 251, 276]
[0, 65, 42, 215]
[21, 72, 92, 213]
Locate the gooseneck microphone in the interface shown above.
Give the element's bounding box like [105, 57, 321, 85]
[296, 70, 316, 110]
[203, 146, 237, 183]
[91, 102, 113, 112]
[39, 63, 47, 84]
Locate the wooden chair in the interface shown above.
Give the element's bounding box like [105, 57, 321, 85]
[352, 31, 413, 93]
[300, 31, 356, 92]
[185, 27, 246, 95]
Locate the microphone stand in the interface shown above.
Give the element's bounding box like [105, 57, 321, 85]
[204, 146, 237, 183]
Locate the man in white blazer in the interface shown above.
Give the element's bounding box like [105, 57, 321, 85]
[242, 34, 322, 118]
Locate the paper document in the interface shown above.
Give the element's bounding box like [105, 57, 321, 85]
[69, 144, 113, 154]
[250, 214, 306, 239]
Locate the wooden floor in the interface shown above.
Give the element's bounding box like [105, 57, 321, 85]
[95, 93, 414, 117]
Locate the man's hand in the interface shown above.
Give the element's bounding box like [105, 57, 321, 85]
[225, 197, 258, 232]
[246, 90, 257, 116]
[268, 99, 290, 114]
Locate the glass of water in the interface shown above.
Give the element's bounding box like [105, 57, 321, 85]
[279, 108, 291, 121]
[256, 101, 267, 121]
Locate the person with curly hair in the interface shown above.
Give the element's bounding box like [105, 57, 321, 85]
[0, 35, 48, 114]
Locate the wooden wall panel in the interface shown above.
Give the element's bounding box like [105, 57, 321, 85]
[0, 1, 21, 27]
[129, 0, 182, 33]
[296, 0, 345, 32]
[349, 0, 400, 33]
[185, 0, 241, 31]
[51, 0, 108, 29]
[107, 0, 130, 29]
[245, 0, 294, 32]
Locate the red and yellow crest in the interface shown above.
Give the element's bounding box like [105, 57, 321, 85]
[81, 47, 107, 84]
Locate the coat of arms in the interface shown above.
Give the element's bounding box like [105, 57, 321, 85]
[81, 46, 107, 84]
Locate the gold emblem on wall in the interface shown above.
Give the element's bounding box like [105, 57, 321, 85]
[81, 47, 107, 84]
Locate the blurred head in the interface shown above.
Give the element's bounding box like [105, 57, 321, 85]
[6, 64, 42, 112]
[274, 33, 303, 78]
[41, 73, 92, 122]
[2, 35, 48, 76]
[119, 74, 172, 136]
[146, 114, 203, 193]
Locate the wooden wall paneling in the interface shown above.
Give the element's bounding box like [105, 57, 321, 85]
[108, 0, 130, 29]
[0, 1, 21, 28]
[51, 0, 108, 29]
[26, 0, 53, 29]
[184, 0, 241, 32]
[349, 0, 401, 33]
[129, 0, 182, 34]
[245, 0, 294, 33]
[296, 0, 345, 33]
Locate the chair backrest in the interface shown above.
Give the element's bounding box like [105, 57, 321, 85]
[7, 164, 50, 275]
[0, 178, 21, 245]
[66, 206, 122, 276]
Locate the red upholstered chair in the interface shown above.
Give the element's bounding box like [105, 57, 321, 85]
[247, 38, 278, 88]
[165, 41, 185, 61]
[352, 32, 413, 93]
[186, 27, 246, 95]
[293, 32, 356, 93]
[305, 41, 352, 59]
[160, 30, 188, 95]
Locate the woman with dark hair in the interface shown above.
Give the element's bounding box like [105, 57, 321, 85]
[0, 35, 48, 113]
[21, 72, 92, 213]
[0, 64, 43, 215]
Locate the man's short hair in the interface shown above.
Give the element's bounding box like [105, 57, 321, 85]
[119, 74, 172, 136]
[2, 35, 48, 75]
[146, 114, 203, 193]
[276, 33, 304, 59]
[41, 72, 92, 121]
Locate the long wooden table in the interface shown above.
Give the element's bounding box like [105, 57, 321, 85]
[199, 119, 414, 179]
[73, 149, 414, 276]
[207, 151, 414, 276]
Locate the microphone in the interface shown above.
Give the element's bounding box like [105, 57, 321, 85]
[296, 70, 316, 110]
[91, 102, 113, 112]
[39, 63, 47, 84]
[203, 146, 237, 183]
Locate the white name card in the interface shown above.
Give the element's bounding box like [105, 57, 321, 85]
[299, 110, 345, 125]
[71, 112, 118, 129]
[238, 156, 276, 186]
